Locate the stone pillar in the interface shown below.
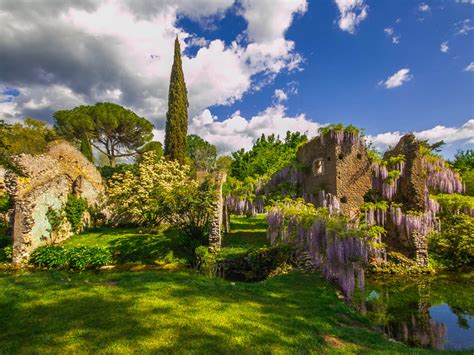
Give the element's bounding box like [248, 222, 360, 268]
[208, 172, 226, 253]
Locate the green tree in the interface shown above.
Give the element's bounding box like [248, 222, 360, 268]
[137, 141, 163, 163]
[54, 102, 154, 167]
[450, 150, 474, 196]
[187, 134, 217, 172]
[164, 36, 188, 165]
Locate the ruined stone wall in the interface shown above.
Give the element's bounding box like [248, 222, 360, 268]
[296, 136, 337, 197]
[5, 140, 104, 264]
[334, 141, 372, 216]
[0, 166, 5, 192]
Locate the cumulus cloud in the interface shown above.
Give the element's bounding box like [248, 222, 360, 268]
[368, 119, 474, 152]
[0, 0, 305, 126]
[384, 27, 401, 44]
[384, 28, 394, 36]
[240, 0, 307, 43]
[334, 0, 368, 34]
[176, 104, 321, 154]
[440, 41, 449, 53]
[464, 62, 474, 72]
[418, 3, 430, 12]
[379, 68, 413, 89]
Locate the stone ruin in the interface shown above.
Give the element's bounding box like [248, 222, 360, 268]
[227, 129, 464, 267]
[3, 141, 104, 264]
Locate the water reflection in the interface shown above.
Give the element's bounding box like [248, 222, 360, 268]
[355, 272, 474, 351]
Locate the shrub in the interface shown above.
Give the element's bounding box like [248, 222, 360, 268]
[195, 244, 298, 282]
[429, 214, 474, 269]
[65, 195, 88, 233]
[30, 246, 69, 269]
[0, 193, 11, 213]
[30, 245, 112, 270]
[0, 245, 12, 263]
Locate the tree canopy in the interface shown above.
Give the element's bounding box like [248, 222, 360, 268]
[451, 150, 474, 196]
[164, 36, 188, 165]
[54, 102, 154, 167]
[186, 134, 217, 172]
[230, 131, 308, 181]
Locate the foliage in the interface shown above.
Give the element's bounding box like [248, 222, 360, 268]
[30, 245, 112, 270]
[0, 118, 57, 156]
[54, 102, 154, 167]
[107, 151, 192, 226]
[230, 131, 307, 181]
[450, 149, 474, 196]
[0, 193, 11, 213]
[80, 137, 94, 163]
[99, 163, 137, 181]
[216, 155, 233, 172]
[433, 193, 474, 216]
[195, 244, 298, 282]
[137, 141, 163, 163]
[429, 214, 474, 269]
[64, 195, 88, 233]
[318, 123, 363, 136]
[0, 245, 12, 263]
[368, 251, 435, 274]
[164, 37, 188, 165]
[46, 207, 63, 235]
[186, 134, 217, 172]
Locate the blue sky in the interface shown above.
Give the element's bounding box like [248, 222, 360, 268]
[0, 0, 473, 156]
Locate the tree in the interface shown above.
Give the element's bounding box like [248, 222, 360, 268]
[137, 141, 163, 163]
[54, 102, 154, 167]
[164, 36, 188, 165]
[186, 134, 217, 172]
[450, 150, 474, 196]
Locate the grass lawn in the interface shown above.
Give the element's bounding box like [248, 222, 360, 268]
[0, 269, 421, 354]
[0, 215, 434, 353]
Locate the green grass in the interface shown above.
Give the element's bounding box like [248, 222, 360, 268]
[63, 227, 186, 265]
[0, 269, 421, 354]
[223, 214, 268, 249]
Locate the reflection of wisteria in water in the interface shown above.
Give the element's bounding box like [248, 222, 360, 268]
[267, 204, 371, 299]
[424, 158, 464, 194]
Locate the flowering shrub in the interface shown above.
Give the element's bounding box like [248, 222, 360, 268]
[107, 151, 195, 226]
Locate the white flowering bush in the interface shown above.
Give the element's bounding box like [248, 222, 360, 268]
[108, 151, 196, 226]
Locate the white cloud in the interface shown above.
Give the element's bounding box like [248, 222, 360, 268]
[273, 89, 288, 103]
[464, 62, 474, 72]
[456, 0, 474, 4]
[418, 3, 430, 12]
[240, 0, 307, 43]
[384, 28, 394, 36]
[440, 41, 449, 53]
[455, 19, 474, 35]
[0, 0, 305, 126]
[174, 104, 321, 154]
[368, 119, 474, 152]
[334, 0, 368, 34]
[392, 36, 401, 44]
[379, 68, 413, 89]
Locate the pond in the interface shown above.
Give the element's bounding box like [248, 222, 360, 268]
[355, 272, 474, 351]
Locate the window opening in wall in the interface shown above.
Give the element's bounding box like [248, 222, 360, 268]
[357, 153, 362, 159]
[338, 154, 344, 160]
[340, 196, 348, 203]
[312, 159, 324, 175]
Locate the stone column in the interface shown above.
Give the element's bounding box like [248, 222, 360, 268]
[208, 172, 226, 253]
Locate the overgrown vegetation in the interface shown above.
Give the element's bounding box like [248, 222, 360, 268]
[65, 195, 88, 233]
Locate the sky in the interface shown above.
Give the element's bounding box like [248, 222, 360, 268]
[0, 0, 473, 157]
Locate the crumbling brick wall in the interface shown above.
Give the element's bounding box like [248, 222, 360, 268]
[5, 141, 104, 264]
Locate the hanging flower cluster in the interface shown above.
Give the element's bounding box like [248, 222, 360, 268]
[371, 156, 405, 201]
[225, 195, 265, 216]
[267, 199, 376, 299]
[320, 128, 363, 146]
[423, 157, 463, 194]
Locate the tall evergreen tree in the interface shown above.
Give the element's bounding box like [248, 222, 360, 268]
[164, 36, 189, 165]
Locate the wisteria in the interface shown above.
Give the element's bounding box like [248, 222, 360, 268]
[225, 196, 265, 216]
[320, 129, 363, 146]
[267, 200, 371, 299]
[424, 157, 463, 194]
[318, 190, 341, 215]
[371, 161, 405, 201]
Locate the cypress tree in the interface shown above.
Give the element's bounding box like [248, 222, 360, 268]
[164, 36, 189, 165]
